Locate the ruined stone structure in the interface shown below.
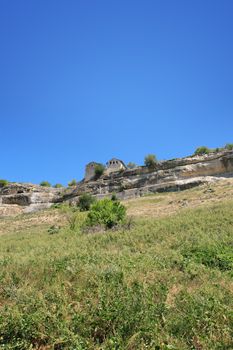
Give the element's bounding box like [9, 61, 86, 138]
[85, 158, 126, 181]
[106, 158, 126, 174]
[85, 162, 101, 181]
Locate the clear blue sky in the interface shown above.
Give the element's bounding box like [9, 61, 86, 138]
[0, 0, 232, 185]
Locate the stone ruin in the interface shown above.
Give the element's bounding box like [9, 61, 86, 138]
[105, 158, 127, 175]
[85, 158, 126, 181]
[85, 162, 101, 181]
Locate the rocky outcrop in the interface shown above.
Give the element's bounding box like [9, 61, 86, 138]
[0, 183, 63, 216]
[67, 150, 233, 203]
[0, 150, 232, 216]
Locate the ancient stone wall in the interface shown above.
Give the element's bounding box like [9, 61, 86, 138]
[85, 162, 98, 181]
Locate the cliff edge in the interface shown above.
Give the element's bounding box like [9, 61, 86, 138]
[0, 150, 232, 216]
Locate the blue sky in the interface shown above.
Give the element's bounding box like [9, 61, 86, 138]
[0, 0, 232, 185]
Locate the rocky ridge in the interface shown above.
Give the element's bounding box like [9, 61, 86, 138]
[69, 149, 233, 202]
[0, 150, 233, 216]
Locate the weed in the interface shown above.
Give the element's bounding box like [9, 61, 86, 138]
[48, 225, 60, 235]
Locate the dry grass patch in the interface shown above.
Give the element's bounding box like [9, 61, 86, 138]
[0, 209, 67, 236]
[125, 178, 233, 218]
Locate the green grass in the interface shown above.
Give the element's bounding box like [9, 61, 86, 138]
[0, 201, 233, 349]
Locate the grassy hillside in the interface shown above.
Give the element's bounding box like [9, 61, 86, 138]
[0, 188, 233, 349]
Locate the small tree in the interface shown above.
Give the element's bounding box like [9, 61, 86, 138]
[144, 154, 157, 168]
[78, 193, 96, 211]
[40, 181, 51, 187]
[94, 164, 105, 178]
[54, 183, 63, 188]
[127, 162, 137, 169]
[85, 198, 126, 229]
[194, 146, 210, 156]
[0, 179, 8, 187]
[68, 179, 77, 187]
[225, 143, 233, 150]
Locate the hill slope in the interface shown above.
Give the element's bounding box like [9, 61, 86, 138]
[0, 181, 232, 349]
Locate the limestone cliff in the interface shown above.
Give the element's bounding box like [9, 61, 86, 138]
[68, 150, 233, 202]
[0, 150, 232, 215]
[0, 183, 62, 216]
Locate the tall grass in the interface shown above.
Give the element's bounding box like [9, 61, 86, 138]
[0, 201, 232, 349]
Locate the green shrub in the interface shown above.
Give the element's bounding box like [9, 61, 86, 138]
[194, 146, 210, 155]
[85, 198, 126, 229]
[54, 183, 63, 188]
[111, 192, 117, 201]
[40, 181, 51, 187]
[225, 143, 233, 150]
[0, 179, 8, 187]
[144, 154, 157, 168]
[68, 179, 77, 187]
[51, 203, 63, 209]
[94, 164, 105, 178]
[48, 225, 60, 235]
[127, 162, 137, 169]
[78, 193, 96, 211]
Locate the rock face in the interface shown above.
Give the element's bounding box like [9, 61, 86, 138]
[0, 183, 62, 216]
[0, 150, 233, 216]
[67, 150, 233, 203]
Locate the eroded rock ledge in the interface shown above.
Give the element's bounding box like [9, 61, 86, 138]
[68, 150, 233, 203]
[1, 150, 233, 215]
[0, 183, 62, 216]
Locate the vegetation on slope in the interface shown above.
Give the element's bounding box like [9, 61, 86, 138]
[0, 199, 232, 349]
[0, 179, 9, 187]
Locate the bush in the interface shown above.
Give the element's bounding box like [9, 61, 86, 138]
[194, 146, 210, 156]
[68, 179, 77, 187]
[111, 192, 117, 201]
[127, 162, 137, 169]
[78, 193, 96, 211]
[0, 179, 8, 187]
[40, 181, 51, 187]
[85, 198, 126, 229]
[54, 183, 63, 188]
[48, 225, 60, 235]
[225, 143, 233, 150]
[144, 154, 157, 168]
[51, 203, 63, 209]
[94, 164, 105, 178]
